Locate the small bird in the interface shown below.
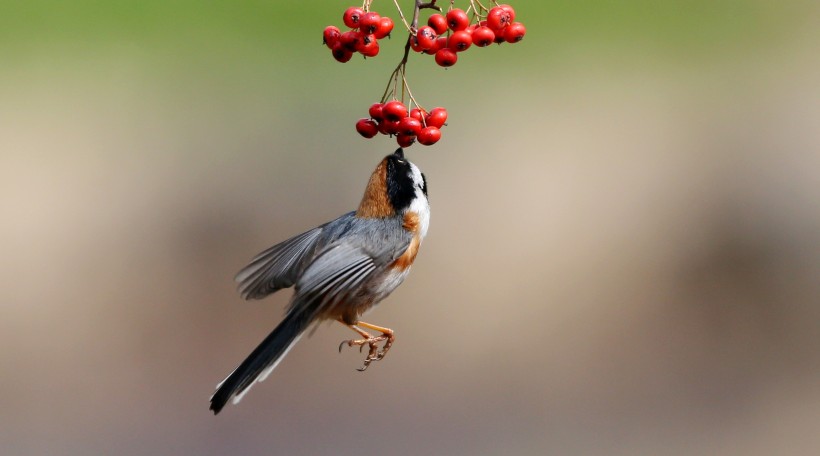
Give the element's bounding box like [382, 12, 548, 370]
[209, 148, 429, 414]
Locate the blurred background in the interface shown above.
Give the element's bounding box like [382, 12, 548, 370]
[2, 1, 819, 455]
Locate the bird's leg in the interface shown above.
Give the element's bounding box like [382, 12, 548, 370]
[357, 321, 394, 361]
[337, 320, 395, 371]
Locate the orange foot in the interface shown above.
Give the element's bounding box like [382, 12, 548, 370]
[338, 321, 395, 371]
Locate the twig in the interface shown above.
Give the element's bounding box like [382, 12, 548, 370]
[380, 0, 442, 104]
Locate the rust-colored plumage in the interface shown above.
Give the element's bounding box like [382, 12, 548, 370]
[393, 211, 421, 271]
[402, 211, 420, 232]
[393, 235, 420, 271]
[356, 159, 394, 218]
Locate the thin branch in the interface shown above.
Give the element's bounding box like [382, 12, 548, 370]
[402, 71, 422, 109]
[391, 0, 413, 32]
[474, 0, 491, 14]
[380, 0, 443, 104]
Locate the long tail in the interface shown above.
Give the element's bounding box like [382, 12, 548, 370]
[209, 310, 312, 414]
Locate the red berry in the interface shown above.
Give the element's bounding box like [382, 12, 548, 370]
[343, 7, 364, 29]
[446, 9, 470, 31]
[396, 133, 416, 148]
[356, 118, 379, 138]
[424, 36, 447, 55]
[339, 30, 360, 51]
[323, 26, 341, 48]
[331, 42, 353, 63]
[409, 107, 428, 123]
[426, 107, 448, 128]
[416, 26, 437, 50]
[448, 30, 472, 52]
[487, 7, 512, 31]
[368, 103, 384, 120]
[472, 26, 495, 47]
[504, 22, 526, 43]
[382, 100, 408, 122]
[356, 33, 380, 56]
[359, 12, 381, 34]
[434, 48, 458, 67]
[398, 117, 423, 136]
[374, 16, 394, 39]
[361, 41, 380, 56]
[378, 118, 401, 135]
[427, 14, 448, 35]
[417, 126, 442, 145]
[494, 29, 507, 44]
[410, 35, 426, 53]
[499, 4, 516, 21]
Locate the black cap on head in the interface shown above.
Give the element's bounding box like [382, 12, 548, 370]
[385, 149, 415, 211]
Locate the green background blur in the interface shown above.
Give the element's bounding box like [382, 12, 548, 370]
[2, 1, 819, 455]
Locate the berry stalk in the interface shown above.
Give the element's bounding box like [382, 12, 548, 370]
[379, 0, 441, 109]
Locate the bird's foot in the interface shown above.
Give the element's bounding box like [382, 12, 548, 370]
[338, 327, 394, 371]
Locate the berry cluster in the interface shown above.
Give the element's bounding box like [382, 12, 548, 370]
[322, 2, 526, 148]
[323, 6, 394, 62]
[356, 101, 448, 147]
[411, 5, 526, 67]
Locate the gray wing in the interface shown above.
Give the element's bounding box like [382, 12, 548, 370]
[288, 238, 409, 316]
[235, 226, 325, 300]
[291, 243, 382, 313]
[235, 212, 359, 300]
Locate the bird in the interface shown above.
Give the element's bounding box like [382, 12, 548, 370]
[209, 148, 429, 414]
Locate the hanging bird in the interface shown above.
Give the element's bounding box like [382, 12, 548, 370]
[210, 148, 429, 414]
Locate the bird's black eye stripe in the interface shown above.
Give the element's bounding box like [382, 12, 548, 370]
[385, 154, 415, 211]
[420, 172, 428, 196]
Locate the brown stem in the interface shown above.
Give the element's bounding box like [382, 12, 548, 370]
[380, 1, 442, 104]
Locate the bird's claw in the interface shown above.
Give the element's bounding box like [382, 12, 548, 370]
[338, 339, 369, 353]
[338, 332, 394, 371]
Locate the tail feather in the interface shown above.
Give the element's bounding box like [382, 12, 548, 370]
[209, 310, 312, 414]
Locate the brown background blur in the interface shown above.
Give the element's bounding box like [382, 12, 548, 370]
[1, 1, 819, 455]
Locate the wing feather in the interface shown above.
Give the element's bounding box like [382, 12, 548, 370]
[289, 243, 381, 315]
[235, 226, 324, 300]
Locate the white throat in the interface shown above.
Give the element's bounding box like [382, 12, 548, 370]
[408, 162, 430, 240]
[410, 193, 430, 240]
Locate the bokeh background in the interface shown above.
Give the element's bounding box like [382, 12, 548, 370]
[2, 1, 819, 455]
